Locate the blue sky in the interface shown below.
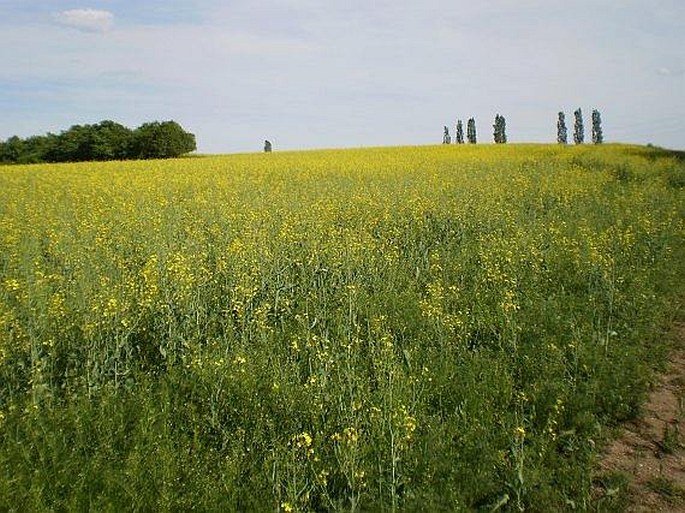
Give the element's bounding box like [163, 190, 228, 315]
[1, 1, 683, 153]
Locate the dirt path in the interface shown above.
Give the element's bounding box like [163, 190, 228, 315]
[596, 322, 685, 511]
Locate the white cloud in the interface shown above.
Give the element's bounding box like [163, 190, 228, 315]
[55, 9, 114, 33]
[657, 67, 685, 78]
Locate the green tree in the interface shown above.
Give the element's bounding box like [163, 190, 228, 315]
[467, 118, 477, 144]
[456, 120, 464, 144]
[48, 124, 94, 162]
[0, 136, 25, 163]
[89, 121, 134, 160]
[493, 114, 507, 144]
[0, 134, 55, 164]
[1, 120, 195, 164]
[131, 121, 196, 159]
[557, 112, 568, 144]
[592, 109, 604, 144]
[45, 121, 134, 162]
[573, 108, 584, 145]
[21, 135, 57, 163]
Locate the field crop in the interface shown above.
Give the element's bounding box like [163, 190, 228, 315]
[0, 144, 684, 511]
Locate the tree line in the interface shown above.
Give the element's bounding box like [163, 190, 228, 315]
[443, 109, 603, 145]
[557, 108, 603, 145]
[0, 120, 196, 165]
[444, 118, 482, 144]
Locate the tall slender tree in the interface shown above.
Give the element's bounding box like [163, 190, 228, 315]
[442, 126, 451, 144]
[456, 120, 464, 144]
[467, 118, 477, 144]
[592, 109, 604, 144]
[557, 112, 568, 144]
[573, 108, 584, 144]
[493, 114, 507, 143]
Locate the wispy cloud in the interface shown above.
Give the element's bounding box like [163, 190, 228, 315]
[657, 67, 685, 77]
[55, 9, 114, 33]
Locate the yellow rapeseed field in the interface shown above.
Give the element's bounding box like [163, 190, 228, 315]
[0, 143, 683, 511]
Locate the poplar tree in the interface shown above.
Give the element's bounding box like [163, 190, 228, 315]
[456, 120, 464, 144]
[493, 114, 507, 143]
[592, 109, 604, 144]
[557, 112, 568, 144]
[467, 118, 477, 144]
[573, 108, 584, 144]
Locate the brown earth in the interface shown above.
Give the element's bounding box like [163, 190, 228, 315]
[596, 322, 685, 512]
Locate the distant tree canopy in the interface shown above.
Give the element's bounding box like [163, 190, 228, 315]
[467, 118, 477, 144]
[573, 108, 585, 145]
[455, 120, 464, 144]
[493, 114, 507, 144]
[130, 121, 196, 160]
[557, 112, 568, 145]
[0, 120, 196, 164]
[442, 126, 451, 144]
[592, 109, 604, 144]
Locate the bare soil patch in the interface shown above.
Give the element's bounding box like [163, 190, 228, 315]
[596, 322, 685, 512]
